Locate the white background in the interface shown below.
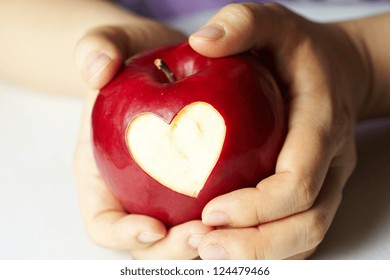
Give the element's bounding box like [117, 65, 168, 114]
[1, 2, 390, 260]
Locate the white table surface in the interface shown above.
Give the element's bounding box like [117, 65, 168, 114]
[1, 2, 390, 260]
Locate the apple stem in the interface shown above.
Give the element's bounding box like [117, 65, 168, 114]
[154, 59, 176, 83]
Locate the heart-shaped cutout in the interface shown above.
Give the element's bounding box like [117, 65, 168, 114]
[126, 102, 226, 197]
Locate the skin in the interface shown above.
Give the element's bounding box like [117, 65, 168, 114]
[1, 1, 390, 259]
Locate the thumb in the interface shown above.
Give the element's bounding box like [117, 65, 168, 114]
[189, 3, 299, 57]
[74, 23, 185, 89]
[73, 26, 126, 90]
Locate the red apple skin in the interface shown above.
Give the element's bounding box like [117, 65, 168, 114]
[92, 41, 286, 227]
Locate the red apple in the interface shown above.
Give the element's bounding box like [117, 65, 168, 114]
[91, 41, 286, 227]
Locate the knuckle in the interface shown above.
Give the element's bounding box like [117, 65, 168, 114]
[333, 106, 351, 131]
[295, 175, 318, 212]
[313, 109, 353, 159]
[221, 3, 257, 29]
[254, 227, 272, 259]
[331, 106, 355, 146]
[310, 117, 331, 146]
[254, 244, 268, 260]
[262, 2, 288, 14]
[348, 147, 358, 172]
[339, 139, 358, 175]
[314, 103, 355, 154]
[83, 213, 119, 250]
[263, 2, 307, 40]
[84, 223, 107, 248]
[303, 210, 329, 249]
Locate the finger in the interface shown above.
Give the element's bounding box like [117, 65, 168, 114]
[202, 95, 336, 227]
[285, 247, 318, 260]
[131, 221, 214, 260]
[73, 26, 126, 89]
[189, 2, 304, 57]
[73, 93, 167, 251]
[202, 123, 355, 228]
[74, 154, 167, 251]
[85, 212, 167, 251]
[74, 23, 184, 89]
[202, 32, 356, 227]
[199, 166, 344, 260]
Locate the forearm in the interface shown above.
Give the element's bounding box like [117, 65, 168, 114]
[338, 12, 390, 120]
[0, 0, 142, 96]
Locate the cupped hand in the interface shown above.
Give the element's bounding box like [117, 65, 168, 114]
[73, 19, 213, 259]
[189, 3, 370, 259]
[73, 17, 184, 89]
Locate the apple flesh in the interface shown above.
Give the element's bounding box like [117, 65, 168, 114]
[127, 101, 226, 198]
[92, 41, 286, 227]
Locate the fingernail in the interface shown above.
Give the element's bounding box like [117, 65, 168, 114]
[200, 244, 229, 260]
[191, 24, 225, 40]
[203, 211, 229, 226]
[138, 232, 164, 244]
[188, 235, 204, 249]
[86, 53, 112, 80]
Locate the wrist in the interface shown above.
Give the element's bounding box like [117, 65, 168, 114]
[331, 21, 373, 121]
[335, 13, 390, 120]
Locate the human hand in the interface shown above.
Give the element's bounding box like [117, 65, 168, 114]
[73, 20, 213, 259]
[73, 17, 185, 90]
[189, 3, 370, 259]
